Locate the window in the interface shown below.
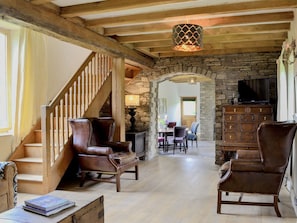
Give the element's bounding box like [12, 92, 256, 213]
[182, 97, 196, 116]
[0, 31, 10, 132]
[181, 97, 197, 127]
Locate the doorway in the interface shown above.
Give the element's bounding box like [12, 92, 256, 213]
[181, 97, 197, 128]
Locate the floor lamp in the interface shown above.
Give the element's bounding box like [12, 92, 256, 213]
[125, 95, 140, 132]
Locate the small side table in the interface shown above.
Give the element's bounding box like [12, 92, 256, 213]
[126, 131, 146, 160]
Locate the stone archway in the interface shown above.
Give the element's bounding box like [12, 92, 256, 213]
[147, 68, 216, 160]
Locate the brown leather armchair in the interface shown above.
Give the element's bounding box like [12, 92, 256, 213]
[217, 121, 297, 217]
[69, 117, 139, 192]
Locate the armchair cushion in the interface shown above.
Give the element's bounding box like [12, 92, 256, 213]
[85, 146, 113, 156]
[230, 159, 263, 172]
[110, 152, 137, 165]
[105, 141, 132, 153]
[236, 150, 261, 160]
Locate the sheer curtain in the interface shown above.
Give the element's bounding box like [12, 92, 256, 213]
[12, 28, 48, 148]
[276, 44, 288, 121]
[287, 51, 295, 120]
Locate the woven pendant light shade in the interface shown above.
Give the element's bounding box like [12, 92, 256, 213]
[172, 24, 203, 52]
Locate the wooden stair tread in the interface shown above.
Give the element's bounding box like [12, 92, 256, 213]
[17, 174, 43, 182]
[24, 143, 42, 147]
[13, 157, 42, 163]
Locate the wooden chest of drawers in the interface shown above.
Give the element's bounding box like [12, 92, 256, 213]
[223, 104, 273, 143]
[217, 104, 273, 164]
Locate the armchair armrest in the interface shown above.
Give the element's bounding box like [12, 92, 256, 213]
[230, 159, 263, 172]
[86, 146, 113, 155]
[104, 141, 132, 153]
[236, 150, 261, 160]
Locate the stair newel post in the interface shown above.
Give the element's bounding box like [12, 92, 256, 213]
[41, 105, 51, 192]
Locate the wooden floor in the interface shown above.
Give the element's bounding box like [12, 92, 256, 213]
[18, 141, 297, 223]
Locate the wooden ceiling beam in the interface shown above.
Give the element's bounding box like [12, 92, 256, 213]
[135, 40, 173, 48]
[206, 32, 287, 43]
[150, 40, 284, 53]
[116, 24, 290, 44]
[104, 11, 294, 36]
[134, 32, 286, 48]
[159, 47, 281, 58]
[0, 0, 154, 68]
[116, 33, 172, 43]
[86, 0, 297, 27]
[60, 0, 193, 17]
[30, 0, 52, 5]
[204, 23, 291, 36]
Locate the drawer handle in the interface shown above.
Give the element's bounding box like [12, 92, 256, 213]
[264, 116, 267, 120]
[229, 126, 232, 129]
[260, 108, 262, 112]
[229, 135, 232, 139]
[233, 108, 236, 112]
[229, 116, 232, 120]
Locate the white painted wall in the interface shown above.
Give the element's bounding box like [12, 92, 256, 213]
[46, 36, 91, 102]
[158, 80, 200, 126]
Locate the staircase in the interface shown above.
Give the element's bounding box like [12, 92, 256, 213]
[9, 52, 113, 194]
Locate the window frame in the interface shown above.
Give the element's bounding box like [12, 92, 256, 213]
[0, 29, 11, 133]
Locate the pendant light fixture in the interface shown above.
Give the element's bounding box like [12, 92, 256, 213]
[172, 24, 203, 52]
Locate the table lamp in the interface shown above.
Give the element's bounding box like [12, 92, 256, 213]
[125, 94, 140, 132]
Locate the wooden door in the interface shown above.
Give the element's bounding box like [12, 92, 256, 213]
[181, 97, 196, 128]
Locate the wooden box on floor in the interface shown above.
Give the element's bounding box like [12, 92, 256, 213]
[0, 190, 104, 223]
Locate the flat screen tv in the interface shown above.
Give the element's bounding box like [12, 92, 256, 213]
[238, 78, 270, 104]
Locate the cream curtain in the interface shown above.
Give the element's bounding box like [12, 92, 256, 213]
[12, 28, 48, 148]
[287, 51, 296, 120]
[276, 44, 288, 121]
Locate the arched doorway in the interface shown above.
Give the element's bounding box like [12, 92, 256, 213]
[147, 71, 215, 159]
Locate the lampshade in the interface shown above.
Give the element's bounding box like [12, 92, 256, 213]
[172, 24, 203, 52]
[125, 95, 140, 107]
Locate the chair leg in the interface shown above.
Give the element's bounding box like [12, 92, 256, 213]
[97, 173, 102, 179]
[238, 193, 243, 202]
[274, 195, 282, 217]
[135, 165, 139, 180]
[80, 172, 86, 187]
[116, 174, 121, 192]
[217, 190, 222, 214]
[173, 143, 175, 154]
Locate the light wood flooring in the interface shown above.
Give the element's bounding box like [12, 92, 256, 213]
[18, 141, 297, 223]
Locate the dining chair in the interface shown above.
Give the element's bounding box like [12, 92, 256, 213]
[187, 121, 199, 147]
[166, 122, 176, 138]
[167, 126, 188, 154]
[158, 134, 165, 150]
[167, 122, 176, 128]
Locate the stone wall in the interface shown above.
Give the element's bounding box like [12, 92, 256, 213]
[125, 52, 279, 162]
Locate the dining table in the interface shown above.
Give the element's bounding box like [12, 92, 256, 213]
[158, 127, 189, 152]
[158, 128, 174, 151]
